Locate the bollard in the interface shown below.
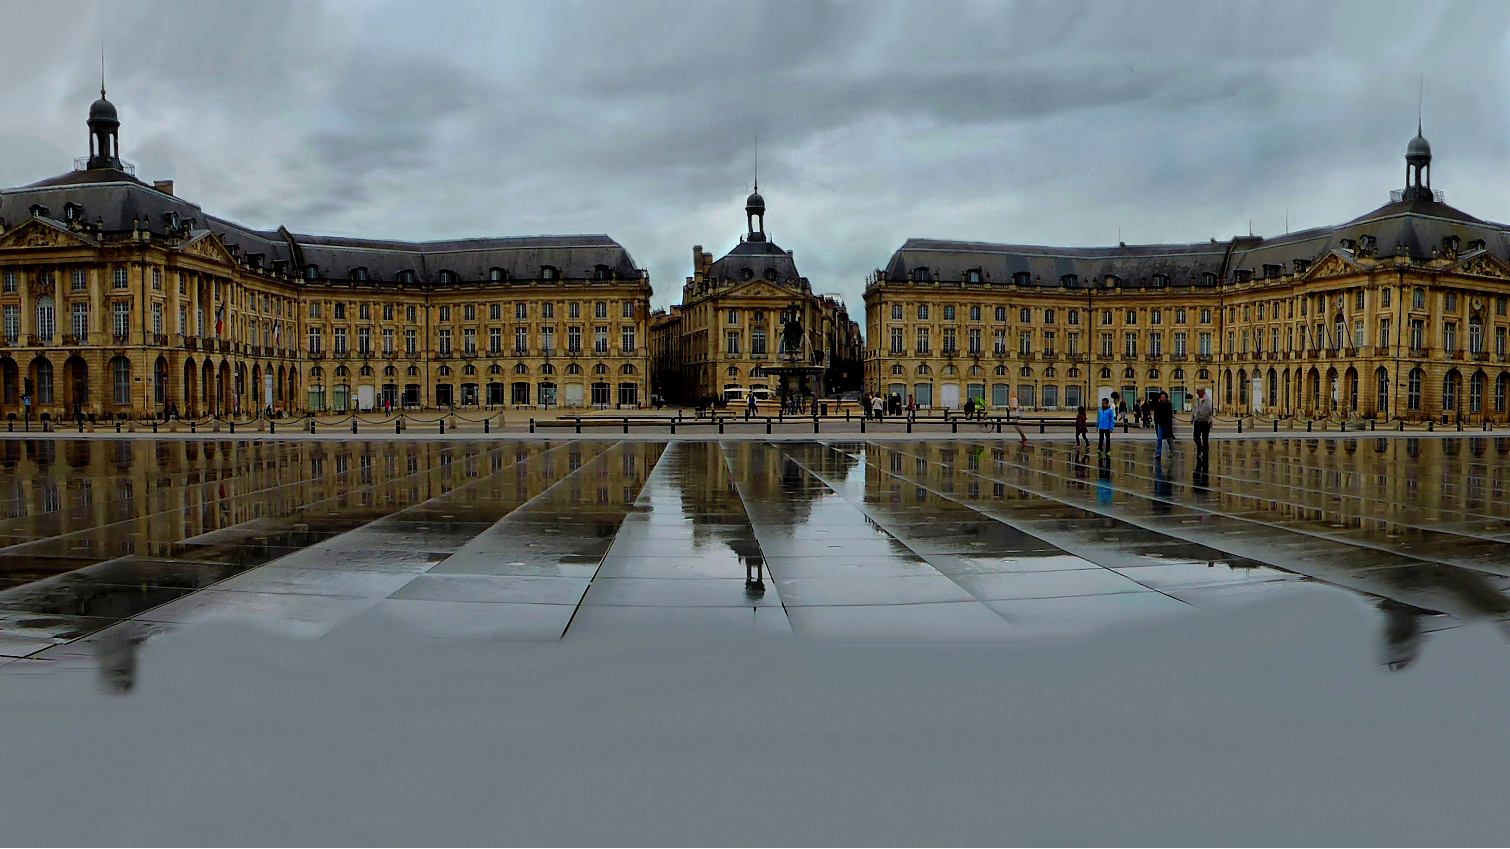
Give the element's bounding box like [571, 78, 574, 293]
[1306, 420, 1312, 432]
[1458, 419, 1463, 431]
[906, 418, 913, 434]
[575, 417, 582, 435]
[484, 417, 490, 434]
[116, 420, 121, 433]
[718, 420, 724, 435]
[191, 421, 196, 434]
[860, 417, 866, 434]
[352, 418, 358, 434]
[1273, 419, 1278, 433]
[1370, 420, 1376, 432]
[951, 420, 958, 434]
[1122, 421, 1128, 433]
[309, 418, 315, 434]
[814, 417, 820, 434]
[152, 422, 158, 434]
[766, 418, 772, 435]
[1340, 421, 1346, 432]
[1040, 422, 1046, 434]
[622, 418, 629, 435]
[1238, 419, 1244, 433]
[529, 418, 535, 434]
[440, 420, 446, 435]
[671, 420, 677, 435]
[1428, 420, 1434, 432]
[1398, 420, 1404, 431]
[271, 420, 276, 434]
[78, 420, 84, 433]
[229, 420, 235, 434]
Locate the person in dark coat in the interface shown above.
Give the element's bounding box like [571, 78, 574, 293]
[1152, 391, 1176, 459]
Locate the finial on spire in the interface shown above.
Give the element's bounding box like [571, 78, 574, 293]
[753, 135, 758, 192]
[100, 39, 106, 99]
[1418, 74, 1423, 137]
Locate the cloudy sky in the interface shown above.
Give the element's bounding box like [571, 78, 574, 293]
[2, 0, 1508, 315]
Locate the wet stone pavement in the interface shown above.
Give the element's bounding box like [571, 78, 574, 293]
[2, 435, 1510, 668]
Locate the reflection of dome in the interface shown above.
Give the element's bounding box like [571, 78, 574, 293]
[745, 190, 765, 211]
[1406, 132, 1431, 160]
[89, 95, 118, 124]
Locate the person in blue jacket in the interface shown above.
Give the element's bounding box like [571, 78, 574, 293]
[1096, 397, 1116, 455]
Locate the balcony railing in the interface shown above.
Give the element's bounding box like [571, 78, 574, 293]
[62, 334, 87, 346]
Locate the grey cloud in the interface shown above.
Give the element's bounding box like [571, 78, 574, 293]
[2, 0, 1509, 316]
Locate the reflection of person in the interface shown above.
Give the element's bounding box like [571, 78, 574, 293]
[1096, 398, 1115, 455]
[1096, 453, 1113, 505]
[1191, 387, 1213, 459]
[1379, 600, 1422, 671]
[94, 628, 140, 695]
[744, 556, 766, 600]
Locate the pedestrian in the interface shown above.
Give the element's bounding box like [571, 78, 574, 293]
[1008, 395, 1028, 446]
[747, 392, 758, 419]
[1152, 391, 1176, 459]
[890, 392, 901, 416]
[1074, 404, 1090, 451]
[1191, 386, 1214, 459]
[906, 394, 917, 420]
[963, 396, 976, 418]
[1097, 397, 1116, 455]
[1116, 396, 1128, 425]
[871, 393, 885, 422]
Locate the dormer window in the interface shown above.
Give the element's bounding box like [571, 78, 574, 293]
[1469, 239, 1487, 251]
[593, 265, 612, 280]
[1099, 275, 1115, 288]
[29, 204, 48, 218]
[489, 268, 505, 282]
[398, 269, 416, 284]
[1444, 235, 1460, 253]
[1339, 238, 1356, 251]
[63, 203, 82, 222]
[1234, 269, 1253, 283]
[1358, 235, 1377, 254]
[764, 268, 779, 281]
[1150, 274, 1169, 288]
[351, 267, 368, 282]
[1262, 264, 1282, 279]
[304, 265, 319, 280]
[911, 267, 931, 283]
[1201, 272, 1218, 286]
[966, 269, 982, 284]
[740, 268, 754, 281]
[541, 266, 558, 281]
[438, 270, 457, 284]
[247, 253, 264, 270]
[1294, 259, 1310, 273]
[1012, 271, 1031, 286]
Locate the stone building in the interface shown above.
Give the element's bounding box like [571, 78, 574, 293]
[652, 187, 862, 405]
[865, 128, 1510, 422]
[0, 91, 651, 422]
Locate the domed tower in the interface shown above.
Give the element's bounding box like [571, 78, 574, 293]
[86, 86, 121, 170]
[1403, 121, 1432, 201]
[745, 184, 766, 242]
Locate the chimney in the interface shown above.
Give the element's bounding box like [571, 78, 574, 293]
[153, 180, 174, 196]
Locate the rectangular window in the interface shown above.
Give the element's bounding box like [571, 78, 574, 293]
[439, 329, 452, 354]
[2, 271, 16, 293]
[1199, 333, 1212, 357]
[569, 302, 581, 319]
[753, 328, 768, 356]
[406, 305, 417, 323]
[1497, 327, 1507, 357]
[152, 302, 162, 335]
[917, 305, 929, 320]
[463, 304, 475, 321]
[489, 327, 502, 354]
[3, 305, 18, 343]
[1199, 308, 1212, 324]
[568, 326, 582, 352]
[72, 303, 88, 340]
[968, 328, 982, 354]
[891, 304, 903, 320]
[1444, 322, 1458, 352]
[1019, 308, 1031, 324]
[970, 305, 981, 321]
[1379, 319, 1391, 348]
[439, 305, 450, 321]
[112, 268, 128, 289]
[1100, 333, 1113, 357]
[405, 329, 417, 355]
[594, 326, 608, 353]
[383, 328, 394, 355]
[309, 328, 322, 354]
[995, 306, 1007, 322]
[1018, 330, 1032, 355]
[1150, 308, 1162, 325]
[489, 303, 502, 321]
[335, 303, 346, 320]
[1042, 331, 1055, 356]
[942, 328, 956, 353]
[725, 331, 741, 355]
[943, 305, 956, 321]
[152, 267, 162, 290]
[463, 328, 476, 354]
[383, 304, 394, 321]
[542, 302, 555, 320]
[622, 301, 634, 319]
[1067, 332, 1080, 356]
[359, 303, 371, 320]
[916, 327, 930, 354]
[334, 327, 347, 354]
[621, 326, 636, 352]
[1174, 332, 1187, 357]
[595, 301, 608, 319]
[1175, 308, 1187, 324]
[1409, 319, 1425, 350]
[890, 327, 903, 354]
[514, 327, 528, 353]
[728, 308, 740, 325]
[112, 302, 130, 337]
[1124, 333, 1137, 357]
[309, 302, 321, 319]
[1148, 331, 1162, 357]
[72, 269, 86, 292]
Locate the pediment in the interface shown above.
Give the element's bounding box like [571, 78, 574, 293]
[177, 230, 236, 265]
[1304, 251, 1365, 281]
[1443, 250, 1510, 280]
[720, 280, 800, 301]
[0, 217, 96, 250]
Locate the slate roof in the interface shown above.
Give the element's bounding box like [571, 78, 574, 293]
[705, 237, 807, 290]
[1, 170, 642, 284]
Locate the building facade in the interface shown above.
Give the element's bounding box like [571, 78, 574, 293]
[0, 92, 651, 421]
[865, 130, 1510, 422]
[650, 189, 862, 404]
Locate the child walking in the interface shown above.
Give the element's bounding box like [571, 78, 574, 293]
[1074, 405, 1090, 452]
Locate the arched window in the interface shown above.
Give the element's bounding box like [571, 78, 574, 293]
[513, 363, 528, 375]
[593, 363, 608, 375]
[309, 366, 324, 378]
[566, 363, 582, 375]
[463, 364, 477, 376]
[384, 365, 397, 376]
[539, 363, 554, 375]
[1471, 370, 1486, 412]
[911, 267, 930, 282]
[407, 366, 419, 377]
[1376, 367, 1389, 415]
[335, 365, 349, 377]
[1020, 366, 1034, 377]
[1100, 367, 1112, 379]
[438, 365, 452, 376]
[1125, 367, 1136, 379]
[1497, 372, 1510, 413]
[35, 295, 55, 340]
[916, 363, 930, 375]
[621, 364, 637, 374]
[994, 365, 1007, 376]
[34, 358, 53, 404]
[892, 364, 904, 375]
[489, 364, 503, 375]
[1407, 367, 1423, 411]
[110, 356, 130, 404]
[1443, 370, 1461, 412]
[359, 365, 374, 377]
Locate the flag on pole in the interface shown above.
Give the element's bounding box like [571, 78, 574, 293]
[214, 302, 225, 336]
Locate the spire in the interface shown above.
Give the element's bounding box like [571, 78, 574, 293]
[100, 39, 106, 100]
[753, 135, 758, 193]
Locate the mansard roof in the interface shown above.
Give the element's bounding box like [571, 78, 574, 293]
[883, 238, 1228, 288]
[0, 171, 642, 284]
[704, 236, 808, 291]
